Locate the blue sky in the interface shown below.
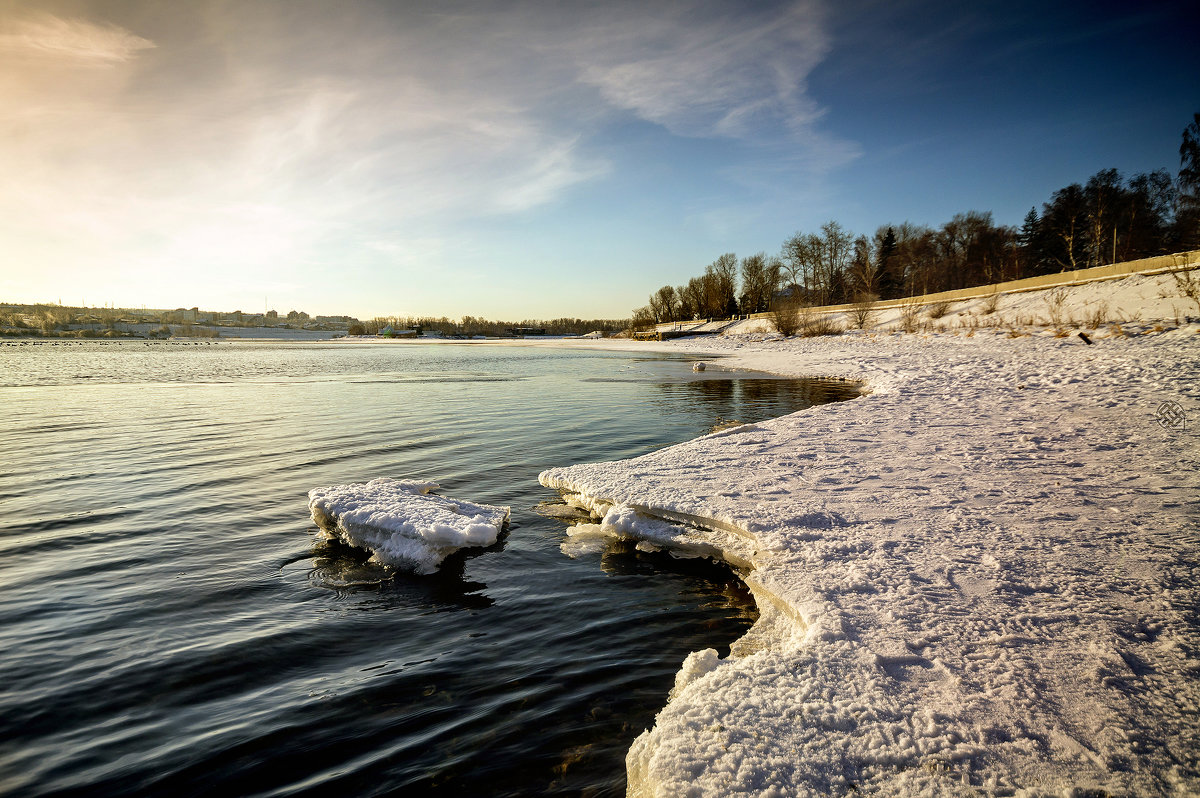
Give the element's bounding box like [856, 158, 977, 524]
[1, 0, 1195, 320]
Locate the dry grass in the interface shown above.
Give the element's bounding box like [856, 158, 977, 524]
[1044, 286, 1070, 330]
[926, 300, 952, 319]
[1167, 259, 1200, 314]
[798, 306, 843, 337]
[980, 291, 1001, 315]
[847, 293, 878, 330]
[898, 299, 922, 333]
[1084, 301, 1109, 329]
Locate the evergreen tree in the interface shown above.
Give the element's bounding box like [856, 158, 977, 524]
[1177, 112, 1200, 249]
[1018, 207, 1044, 275]
[1041, 184, 1088, 271]
[1126, 170, 1176, 258]
[876, 227, 899, 298]
[1180, 112, 1200, 197]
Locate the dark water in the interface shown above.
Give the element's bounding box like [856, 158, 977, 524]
[0, 340, 857, 797]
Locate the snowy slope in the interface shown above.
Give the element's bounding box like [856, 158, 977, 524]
[539, 280, 1200, 796]
[724, 271, 1199, 339]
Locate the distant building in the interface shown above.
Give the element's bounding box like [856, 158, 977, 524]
[772, 285, 813, 304]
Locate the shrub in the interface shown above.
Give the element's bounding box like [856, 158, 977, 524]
[926, 300, 952, 319]
[847, 293, 878, 330]
[1167, 258, 1200, 315]
[1044, 286, 1070, 328]
[771, 300, 801, 336]
[1084, 301, 1109, 329]
[798, 306, 842, 337]
[898, 299, 922, 333]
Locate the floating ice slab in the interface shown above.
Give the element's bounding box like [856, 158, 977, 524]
[308, 478, 509, 574]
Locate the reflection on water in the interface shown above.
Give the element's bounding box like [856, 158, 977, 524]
[308, 539, 496, 610]
[649, 376, 860, 440]
[0, 341, 858, 797]
[659, 374, 858, 404]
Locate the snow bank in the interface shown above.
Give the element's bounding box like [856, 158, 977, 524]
[541, 306, 1200, 795]
[308, 478, 509, 574]
[721, 271, 1200, 339]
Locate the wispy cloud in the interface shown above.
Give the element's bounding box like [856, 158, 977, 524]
[0, 0, 849, 313]
[0, 11, 154, 64]
[570, 0, 830, 140]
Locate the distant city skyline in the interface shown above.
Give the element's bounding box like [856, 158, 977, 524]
[1, 0, 1196, 319]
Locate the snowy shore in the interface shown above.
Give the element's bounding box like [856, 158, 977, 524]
[540, 275, 1200, 796]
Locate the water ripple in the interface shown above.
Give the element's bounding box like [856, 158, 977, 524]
[0, 341, 856, 796]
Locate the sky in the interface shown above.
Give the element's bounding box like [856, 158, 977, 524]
[1, 0, 1196, 321]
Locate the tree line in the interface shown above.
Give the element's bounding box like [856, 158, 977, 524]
[635, 114, 1200, 326]
[358, 315, 629, 337]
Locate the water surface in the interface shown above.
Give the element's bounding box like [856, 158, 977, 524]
[0, 340, 857, 796]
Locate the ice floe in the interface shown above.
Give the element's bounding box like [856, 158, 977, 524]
[308, 477, 509, 574]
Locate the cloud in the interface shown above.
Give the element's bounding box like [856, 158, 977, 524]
[0, 11, 155, 64]
[0, 3, 607, 293]
[0, 0, 851, 313]
[569, 0, 831, 140]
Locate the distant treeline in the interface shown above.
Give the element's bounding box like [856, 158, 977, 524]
[0, 303, 629, 340]
[359, 316, 629, 337]
[0, 303, 351, 337]
[636, 114, 1200, 326]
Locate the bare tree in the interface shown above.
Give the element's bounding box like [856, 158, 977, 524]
[847, 235, 877, 297]
[780, 232, 815, 299]
[674, 283, 695, 321]
[681, 276, 706, 320]
[780, 222, 853, 306]
[648, 285, 680, 323]
[888, 222, 935, 297]
[738, 252, 781, 314]
[706, 254, 739, 317]
[1084, 168, 1122, 267]
[630, 305, 656, 332]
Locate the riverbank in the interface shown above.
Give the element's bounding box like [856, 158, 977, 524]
[541, 322, 1199, 795]
[1, 342, 800, 796]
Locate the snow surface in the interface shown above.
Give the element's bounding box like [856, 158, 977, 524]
[724, 271, 1198, 340]
[308, 477, 509, 574]
[539, 273, 1200, 796]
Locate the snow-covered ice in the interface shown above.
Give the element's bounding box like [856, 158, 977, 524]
[539, 273, 1200, 796]
[308, 477, 509, 574]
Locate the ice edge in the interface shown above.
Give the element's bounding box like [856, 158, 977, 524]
[538, 467, 827, 798]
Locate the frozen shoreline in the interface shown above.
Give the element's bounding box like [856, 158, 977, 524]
[538, 280, 1199, 795]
